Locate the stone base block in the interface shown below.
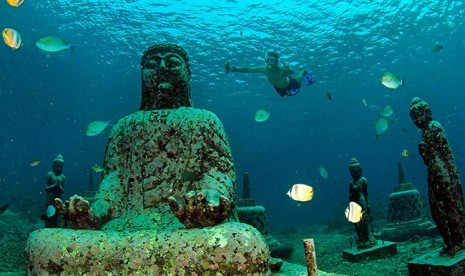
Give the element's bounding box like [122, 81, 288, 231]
[342, 240, 397, 262]
[408, 248, 465, 276]
[378, 219, 438, 242]
[237, 205, 268, 235]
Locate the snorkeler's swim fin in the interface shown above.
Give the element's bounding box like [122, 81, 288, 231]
[303, 72, 315, 85]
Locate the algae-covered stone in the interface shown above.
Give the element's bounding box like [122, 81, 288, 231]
[26, 43, 271, 275]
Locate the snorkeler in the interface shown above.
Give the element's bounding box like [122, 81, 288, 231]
[225, 51, 315, 97]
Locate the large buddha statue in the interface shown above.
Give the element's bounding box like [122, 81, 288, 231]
[26, 43, 270, 275]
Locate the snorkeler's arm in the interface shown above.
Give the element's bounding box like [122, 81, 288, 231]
[234, 66, 268, 74]
[225, 62, 267, 74]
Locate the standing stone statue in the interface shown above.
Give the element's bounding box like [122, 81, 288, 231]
[44, 154, 65, 228]
[410, 97, 465, 255]
[349, 158, 376, 249]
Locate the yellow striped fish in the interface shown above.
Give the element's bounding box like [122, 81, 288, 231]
[7, 0, 25, 7]
[2, 28, 22, 50]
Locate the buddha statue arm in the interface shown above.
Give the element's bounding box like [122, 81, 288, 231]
[54, 171, 124, 230]
[168, 113, 236, 228]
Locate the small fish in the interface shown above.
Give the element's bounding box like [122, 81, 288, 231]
[2, 28, 22, 50]
[6, 0, 25, 7]
[254, 109, 270, 123]
[380, 105, 394, 117]
[287, 184, 314, 202]
[46, 204, 56, 217]
[0, 203, 9, 214]
[381, 71, 404, 89]
[431, 44, 444, 54]
[240, 30, 243, 36]
[30, 159, 41, 167]
[326, 92, 332, 101]
[375, 118, 388, 137]
[91, 164, 104, 172]
[181, 170, 201, 182]
[36, 36, 74, 53]
[402, 149, 409, 158]
[345, 201, 364, 223]
[318, 165, 328, 179]
[86, 120, 112, 136]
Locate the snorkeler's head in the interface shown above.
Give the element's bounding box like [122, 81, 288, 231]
[265, 51, 279, 60]
[265, 51, 279, 65]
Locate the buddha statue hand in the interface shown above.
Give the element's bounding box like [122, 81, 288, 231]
[168, 189, 231, 228]
[55, 195, 99, 229]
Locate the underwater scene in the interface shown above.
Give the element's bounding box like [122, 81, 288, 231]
[1, 0, 465, 275]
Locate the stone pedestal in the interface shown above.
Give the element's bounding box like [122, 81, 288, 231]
[408, 248, 465, 275]
[342, 240, 397, 262]
[381, 161, 437, 241]
[82, 169, 99, 203]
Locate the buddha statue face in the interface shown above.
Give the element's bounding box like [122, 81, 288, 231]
[53, 160, 64, 175]
[409, 97, 433, 129]
[139, 43, 193, 110]
[349, 158, 362, 181]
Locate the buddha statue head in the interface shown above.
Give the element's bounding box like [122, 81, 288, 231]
[139, 43, 193, 110]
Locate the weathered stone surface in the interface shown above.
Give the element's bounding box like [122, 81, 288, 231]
[408, 248, 465, 276]
[25, 43, 271, 275]
[342, 240, 397, 262]
[410, 97, 465, 256]
[26, 222, 269, 275]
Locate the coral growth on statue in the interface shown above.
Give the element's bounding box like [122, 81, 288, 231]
[26, 43, 270, 275]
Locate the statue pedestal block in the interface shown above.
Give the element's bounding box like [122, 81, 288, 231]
[342, 240, 397, 262]
[408, 248, 465, 275]
[379, 219, 438, 242]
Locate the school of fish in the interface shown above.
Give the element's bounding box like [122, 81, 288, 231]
[3, 2, 73, 52]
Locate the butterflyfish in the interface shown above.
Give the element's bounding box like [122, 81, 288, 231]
[30, 159, 41, 166]
[401, 149, 409, 158]
[254, 109, 270, 123]
[287, 184, 314, 202]
[2, 28, 22, 50]
[375, 118, 388, 137]
[380, 105, 394, 117]
[318, 165, 328, 179]
[7, 0, 24, 7]
[381, 71, 404, 89]
[345, 201, 364, 223]
[86, 120, 112, 136]
[36, 36, 74, 53]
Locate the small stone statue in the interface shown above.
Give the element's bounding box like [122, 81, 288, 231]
[349, 158, 376, 249]
[410, 97, 465, 255]
[44, 154, 65, 228]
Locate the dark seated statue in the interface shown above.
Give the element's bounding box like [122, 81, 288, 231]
[25, 43, 270, 275]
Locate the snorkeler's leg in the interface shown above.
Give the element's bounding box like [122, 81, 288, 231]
[296, 69, 306, 84]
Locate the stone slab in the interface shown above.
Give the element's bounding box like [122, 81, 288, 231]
[342, 240, 397, 262]
[378, 219, 438, 242]
[408, 248, 465, 276]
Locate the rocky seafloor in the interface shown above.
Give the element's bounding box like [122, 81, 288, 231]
[1, 208, 442, 276]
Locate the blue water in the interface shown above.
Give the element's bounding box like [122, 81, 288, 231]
[1, 0, 464, 231]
